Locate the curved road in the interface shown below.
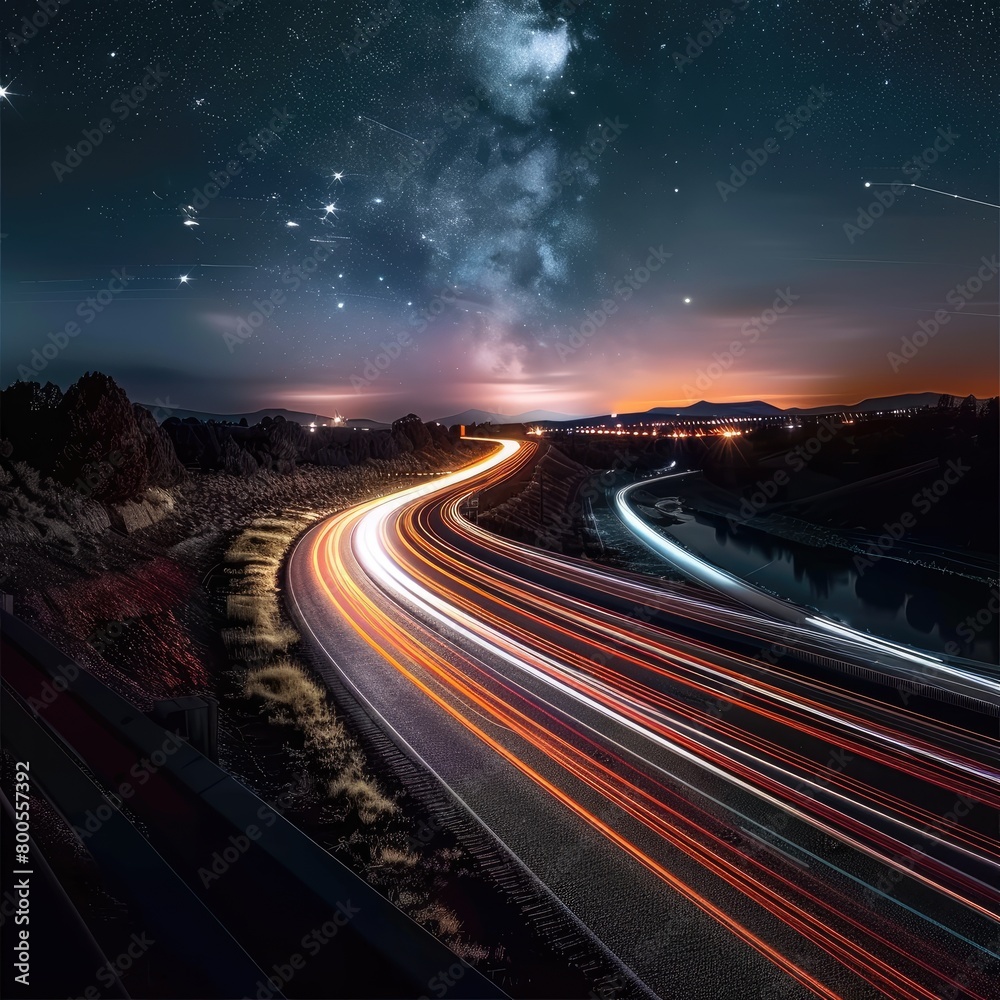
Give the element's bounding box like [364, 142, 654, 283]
[287, 439, 1000, 1000]
[613, 472, 1000, 709]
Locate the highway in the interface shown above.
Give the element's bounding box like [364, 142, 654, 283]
[287, 438, 1000, 1000]
[613, 472, 1000, 714]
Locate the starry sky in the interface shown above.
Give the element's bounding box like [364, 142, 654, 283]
[2, 1, 997, 421]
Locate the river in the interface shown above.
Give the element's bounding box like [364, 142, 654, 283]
[596, 485, 998, 664]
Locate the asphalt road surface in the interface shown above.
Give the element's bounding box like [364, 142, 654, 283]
[287, 439, 1000, 1000]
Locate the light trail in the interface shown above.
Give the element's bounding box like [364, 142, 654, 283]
[288, 439, 1000, 999]
[613, 477, 1000, 712]
[864, 181, 1000, 210]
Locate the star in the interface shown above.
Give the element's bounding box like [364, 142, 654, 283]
[331, 171, 344, 183]
[179, 274, 190, 284]
[683, 297, 691, 304]
[323, 202, 338, 218]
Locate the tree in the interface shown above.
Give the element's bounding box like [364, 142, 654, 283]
[133, 404, 185, 486]
[52, 372, 149, 502]
[220, 436, 258, 476]
[0, 379, 65, 470]
[957, 393, 978, 423]
[392, 413, 432, 452]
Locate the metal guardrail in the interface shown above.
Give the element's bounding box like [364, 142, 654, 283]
[1, 609, 507, 999]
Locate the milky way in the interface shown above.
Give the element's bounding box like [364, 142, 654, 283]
[1, 1, 997, 419]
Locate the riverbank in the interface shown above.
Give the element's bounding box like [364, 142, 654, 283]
[650, 472, 997, 586]
[618, 473, 998, 662]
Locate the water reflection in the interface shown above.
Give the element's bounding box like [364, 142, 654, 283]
[655, 501, 997, 663]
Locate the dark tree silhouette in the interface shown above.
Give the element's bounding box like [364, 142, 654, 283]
[52, 372, 150, 502]
[221, 436, 259, 476]
[133, 404, 185, 487]
[0, 379, 65, 469]
[392, 413, 432, 452]
[957, 393, 978, 425]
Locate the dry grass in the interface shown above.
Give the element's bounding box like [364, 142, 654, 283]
[377, 846, 421, 868]
[243, 659, 356, 767]
[216, 486, 488, 956]
[413, 902, 463, 938]
[244, 660, 331, 725]
[221, 626, 299, 663]
[222, 516, 312, 665]
[328, 768, 399, 824]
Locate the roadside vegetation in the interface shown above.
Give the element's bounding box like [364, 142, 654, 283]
[222, 513, 470, 948]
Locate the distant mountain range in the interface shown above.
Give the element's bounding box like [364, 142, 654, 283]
[140, 392, 974, 431]
[644, 392, 971, 419]
[138, 404, 389, 430]
[439, 393, 972, 426]
[647, 400, 783, 417]
[786, 392, 970, 415]
[434, 408, 581, 426]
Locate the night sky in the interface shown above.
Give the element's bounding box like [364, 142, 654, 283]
[2, 1, 997, 421]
